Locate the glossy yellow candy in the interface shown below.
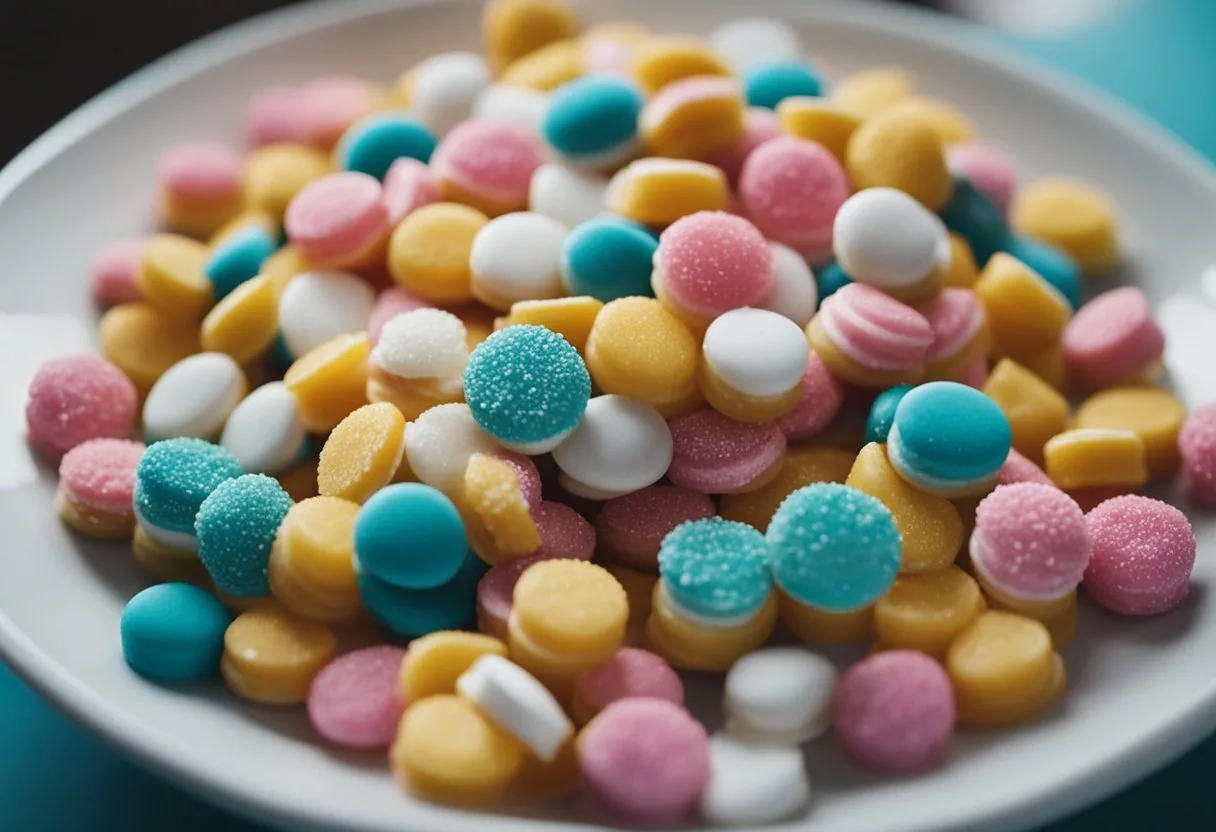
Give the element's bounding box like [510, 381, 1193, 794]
[983, 358, 1071, 465]
[99, 302, 202, 395]
[974, 253, 1072, 358]
[131, 524, 210, 585]
[1019, 343, 1069, 392]
[136, 234, 213, 319]
[873, 566, 985, 655]
[830, 66, 914, 119]
[499, 296, 603, 355]
[399, 631, 508, 702]
[243, 143, 331, 220]
[464, 453, 541, 562]
[778, 589, 873, 645]
[847, 109, 952, 211]
[221, 605, 337, 704]
[268, 496, 361, 622]
[603, 564, 657, 649]
[261, 244, 312, 298]
[387, 203, 486, 304]
[284, 332, 371, 433]
[720, 446, 855, 532]
[606, 158, 729, 227]
[946, 611, 1066, 728]
[776, 97, 861, 163]
[943, 233, 980, 288]
[392, 694, 524, 806]
[1011, 177, 1120, 274]
[1074, 386, 1185, 477]
[646, 582, 778, 672]
[317, 402, 406, 504]
[210, 209, 280, 249]
[631, 37, 730, 95]
[641, 80, 745, 160]
[976, 573, 1076, 648]
[277, 457, 319, 503]
[846, 443, 965, 573]
[484, 0, 580, 74]
[1043, 428, 1148, 490]
[200, 274, 278, 365]
[885, 96, 975, 144]
[500, 39, 584, 91]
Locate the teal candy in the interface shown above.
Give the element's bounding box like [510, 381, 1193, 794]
[335, 113, 437, 180]
[354, 483, 467, 590]
[744, 61, 824, 109]
[1003, 234, 1082, 309]
[658, 518, 772, 619]
[205, 226, 276, 299]
[940, 176, 1007, 268]
[133, 438, 244, 534]
[560, 218, 658, 301]
[817, 261, 853, 299]
[766, 483, 901, 612]
[888, 381, 1011, 487]
[865, 384, 914, 445]
[542, 75, 643, 159]
[463, 325, 591, 449]
[195, 474, 293, 597]
[120, 583, 231, 682]
[356, 550, 486, 638]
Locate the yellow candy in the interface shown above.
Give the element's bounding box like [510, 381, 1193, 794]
[1011, 177, 1120, 274]
[872, 566, 985, 656]
[983, 358, 1071, 465]
[200, 274, 278, 365]
[847, 109, 952, 211]
[499, 296, 603, 355]
[261, 244, 312, 298]
[631, 37, 730, 95]
[583, 20, 650, 48]
[943, 233, 979, 288]
[510, 737, 580, 799]
[606, 158, 729, 227]
[387, 203, 486, 304]
[500, 39, 584, 91]
[603, 564, 657, 649]
[976, 573, 1076, 648]
[846, 443, 965, 573]
[720, 446, 855, 532]
[284, 332, 371, 433]
[484, 0, 580, 74]
[776, 97, 861, 163]
[136, 234, 213, 319]
[400, 631, 508, 702]
[946, 611, 1066, 728]
[585, 297, 701, 417]
[885, 96, 975, 144]
[463, 453, 541, 563]
[268, 496, 361, 622]
[640, 78, 745, 160]
[830, 66, 914, 119]
[99, 302, 201, 395]
[277, 457, 319, 503]
[209, 209, 280, 249]
[1020, 343, 1069, 392]
[243, 143, 331, 220]
[778, 589, 873, 645]
[646, 582, 778, 672]
[131, 524, 210, 585]
[317, 402, 406, 504]
[1043, 428, 1148, 490]
[974, 253, 1072, 358]
[1074, 386, 1185, 477]
[367, 371, 464, 422]
[221, 605, 337, 705]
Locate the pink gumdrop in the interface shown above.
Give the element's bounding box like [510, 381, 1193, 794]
[1083, 495, 1196, 616]
[582, 37, 634, 75]
[705, 107, 781, 185]
[90, 238, 146, 306]
[920, 288, 986, 363]
[971, 483, 1091, 602]
[532, 500, 596, 561]
[579, 698, 710, 826]
[156, 141, 243, 201]
[382, 158, 440, 225]
[1179, 404, 1216, 506]
[654, 211, 774, 320]
[947, 141, 1017, 215]
[476, 554, 544, 641]
[297, 75, 375, 149]
[307, 646, 407, 749]
[367, 287, 432, 344]
[777, 351, 846, 441]
[58, 438, 145, 519]
[667, 409, 786, 494]
[494, 450, 543, 508]
[816, 283, 934, 372]
[430, 118, 544, 212]
[595, 485, 716, 571]
[1062, 286, 1164, 391]
[738, 135, 850, 261]
[284, 172, 389, 266]
[998, 448, 1054, 487]
[574, 648, 684, 724]
[962, 356, 989, 389]
[244, 86, 307, 147]
[833, 650, 955, 775]
[26, 355, 137, 459]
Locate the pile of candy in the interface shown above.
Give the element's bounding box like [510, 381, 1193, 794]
[23, 0, 1212, 825]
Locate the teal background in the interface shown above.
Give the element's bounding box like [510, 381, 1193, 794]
[4, 0, 1216, 828]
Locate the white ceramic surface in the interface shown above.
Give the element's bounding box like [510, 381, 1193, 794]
[2, 1, 1216, 831]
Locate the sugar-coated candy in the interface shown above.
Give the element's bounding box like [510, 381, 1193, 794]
[56, 438, 145, 539]
[831, 66, 914, 119]
[308, 646, 407, 749]
[196, 473, 293, 598]
[745, 60, 822, 111]
[90, 238, 146, 306]
[399, 630, 507, 702]
[134, 438, 244, 553]
[26, 354, 137, 459]
[1180, 404, 1216, 505]
[719, 446, 854, 534]
[136, 234, 213, 320]
[571, 647, 684, 726]
[278, 270, 375, 359]
[404, 402, 499, 495]
[484, 0, 579, 73]
[156, 141, 244, 236]
[283, 332, 371, 432]
[640, 75, 745, 161]
[596, 485, 715, 571]
[699, 307, 809, 423]
[431, 118, 545, 216]
[201, 275, 279, 365]
[296, 75, 390, 151]
[1002, 235, 1081, 310]
[777, 97, 860, 163]
[667, 409, 787, 494]
[847, 109, 952, 211]
[285, 172, 390, 271]
[777, 353, 845, 441]
[1062, 286, 1164, 391]
[528, 163, 607, 229]
[473, 83, 549, 135]
[1074, 386, 1184, 477]
[463, 452, 541, 562]
[947, 140, 1017, 214]
[658, 518, 773, 623]
[808, 282, 934, 388]
[499, 38, 584, 91]
[388, 202, 486, 304]
[269, 496, 362, 622]
[318, 403, 406, 504]
[398, 51, 490, 136]
[1084, 496, 1195, 616]
[864, 384, 913, 445]
[205, 225, 277, 301]
[121, 583, 232, 681]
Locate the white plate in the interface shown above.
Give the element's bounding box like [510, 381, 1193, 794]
[2, 1, 1216, 830]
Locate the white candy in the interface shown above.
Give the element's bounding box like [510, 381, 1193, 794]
[278, 270, 376, 359]
[529, 163, 609, 228]
[403, 403, 499, 495]
[699, 734, 811, 827]
[472, 84, 549, 137]
[759, 243, 818, 328]
[709, 18, 803, 75]
[724, 648, 837, 742]
[469, 212, 567, 310]
[456, 654, 573, 762]
[220, 381, 307, 475]
[833, 188, 950, 290]
[557, 471, 632, 502]
[702, 308, 809, 399]
[134, 504, 200, 552]
[552, 395, 672, 495]
[371, 308, 468, 380]
[407, 51, 491, 135]
[142, 352, 245, 442]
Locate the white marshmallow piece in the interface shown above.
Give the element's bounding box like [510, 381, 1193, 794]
[702, 308, 809, 399]
[709, 17, 803, 75]
[403, 403, 499, 496]
[469, 212, 567, 310]
[143, 353, 245, 442]
[278, 270, 376, 359]
[472, 84, 549, 137]
[833, 187, 950, 290]
[408, 51, 491, 136]
[220, 381, 307, 475]
[529, 163, 609, 229]
[134, 504, 199, 553]
[724, 647, 837, 743]
[372, 308, 468, 380]
[699, 734, 811, 827]
[758, 243, 819, 328]
[456, 654, 573, 762]
[552, 395, 672, 495]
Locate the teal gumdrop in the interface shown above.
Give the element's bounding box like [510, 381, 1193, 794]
[335, 113, 437, 180]
[658, 517, 773, 620]
[357, 550, 487, 638]
[196, 474, 293, 597]
[940, 176, 1007, 268]
[1003, 234, 1081, 310]
[543, 75, 643, 160]
[888, 381, 1011, 490]
[133, 438, 244, 534]
[817, 262, 853, 299]
[561, 217, 658, 301]
[354, 483, 468, 590]
[744, 61, 824, 110]
[205, 226, 277, 299]
[120, 583, 231, 682]
[865, 384, 914, 445]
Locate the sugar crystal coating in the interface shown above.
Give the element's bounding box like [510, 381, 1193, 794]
[134, 438, 244, 534]
[658, 517, 772, 619]
[1083, 495, 1195, 616]
[1179, 404, 1216, 505]
[58, 438, 146, 515]
[196, 473, 294, 597]
[655, 211, 774, 318]
[26, 354, 137, 458]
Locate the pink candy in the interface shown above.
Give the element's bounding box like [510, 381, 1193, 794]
[243, 86, 307, 147]
[57, 438, 145, 519]
[998, 448, 1055, 487]
[26, 354, 137, 459]
[947, 141, 1017, 214]
[653, 211, 774, 320]
[666, 409, 786, 494]
[382, 158, 440, 226]
[1179, 404, 1216, 506]
[817, 283, 934, 373]
[532, 500, 596, 561]
[777, 351, 845, 441]
[307, 646, 407, 749]
[297, 75, 376, 149]
[706, 107, 781, 185]
[476, 555, 544, 641]
[367, 287, 432, 344]
[919, 288, 986, 364]
[430, 118, 544, 215]
[595, 485, 716, 571]
[90, 238, 145, 306]
[1062, 286, 1164, 390]
[496, 450, 543, 508]
[156, 140, 243, 202]
[285, 172, 389, 267]
[573, 648, 684, 725]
